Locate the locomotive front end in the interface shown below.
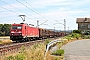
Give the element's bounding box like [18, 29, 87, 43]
[10, 24, 23, 41]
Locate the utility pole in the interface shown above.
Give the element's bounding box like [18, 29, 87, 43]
[19, 15, 26, 23]
[54, 27, 55, 36]
[64, 19, 66, 32]
[37, 20, 39, 28]
[68, 27, 69, 31]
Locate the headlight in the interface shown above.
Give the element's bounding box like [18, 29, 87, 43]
[12, 34, 13, 35]
[20, 33, 22, 35]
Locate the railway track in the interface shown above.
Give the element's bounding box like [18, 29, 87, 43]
[0, 37, 60, 57]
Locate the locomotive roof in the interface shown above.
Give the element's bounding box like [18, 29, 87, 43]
[12, 23, 28, 25]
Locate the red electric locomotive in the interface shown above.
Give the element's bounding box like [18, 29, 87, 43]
[10, 23, 39, 42]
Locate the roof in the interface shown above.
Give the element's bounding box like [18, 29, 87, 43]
[76, 18, 90, 23]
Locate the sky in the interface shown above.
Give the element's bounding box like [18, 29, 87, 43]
[0, 0, 90, 30]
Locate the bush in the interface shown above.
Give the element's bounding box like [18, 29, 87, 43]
[73, 30, 81, 34]
[84, 30, 90, 35]
[83, 35, 90, 39]
[52, 49, 64, 56]
[65, 35, 71, 40]
[71, 33, 81, 39]
[64, 33, 81, 40]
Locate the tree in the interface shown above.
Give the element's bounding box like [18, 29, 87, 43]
[0, 24, 11, 36]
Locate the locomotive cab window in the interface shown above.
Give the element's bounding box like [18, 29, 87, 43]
[12, 26, 22, 29]
[12, 26, 17, 29]
[17, 26, 22, 29]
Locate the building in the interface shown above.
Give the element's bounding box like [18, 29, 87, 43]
[76, 18, 90, 33]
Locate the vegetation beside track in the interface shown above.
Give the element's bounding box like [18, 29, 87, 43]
[0, 40, 12, 44]
[0, 36, 11, 44]
[2, 33, 81, 60]
[3, 39, 64, 60]
[3, 30, 90, 60]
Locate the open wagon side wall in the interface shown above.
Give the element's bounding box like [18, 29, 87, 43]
[39, 28, 50, 38]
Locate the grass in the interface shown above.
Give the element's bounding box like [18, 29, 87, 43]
[0, 36, 10, 38]
[44, 38, 51, 45]
[3, 39, 64, 60]
[52, 49, 64, 56]
[82, 35, 90, 39]
[45, 52, 64, 60]
[0, 40, 12, 44]
[1, 33, 87, 60]
[0, 36, 12, 44]
[4, 43, 45, 60]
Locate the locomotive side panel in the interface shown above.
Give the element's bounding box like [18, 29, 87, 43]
[27, 26, 39, 37]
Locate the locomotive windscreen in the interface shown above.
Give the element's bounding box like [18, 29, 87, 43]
[12, 26, 22, 29]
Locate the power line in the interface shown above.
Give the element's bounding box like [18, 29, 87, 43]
[22, 0, 50, 20]
[16, 0, 49, 21]
[0, 6, 19, 15]
[1, 0, 38, 20]
[1, 0, 33, 17]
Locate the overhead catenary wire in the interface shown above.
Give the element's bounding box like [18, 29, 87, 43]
[22, 0, 51, 20]
[0, 6, 19, 15]
[0, 0, 35, 19]
[15, 0, 49, 21]
[1, 0, 49, 21]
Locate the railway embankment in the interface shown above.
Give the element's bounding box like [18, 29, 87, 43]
[0, 37, 62, 60]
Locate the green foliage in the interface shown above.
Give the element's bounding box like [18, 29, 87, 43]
[0, 24, 11, 36]
[33, 43, 39, 49]
[54, 57, 60, 60]
[4, 46, 26, 60]
[4, 56, 15, 60]
[84, 30, 90, 35]
[65, 35, 72, 40]
[71, 33, 81, 39]
[65, 33, 81, 40]
[19, 45, 26, 54]
[45, 38, 51, 45]
[83, 35, 90, 39]
[15, 54, 25, 60]
[4, 54, 25, 60]
[73, 30, 81, 34]
[52, 49, 64, 56]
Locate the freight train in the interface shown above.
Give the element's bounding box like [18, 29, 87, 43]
[10, 23, 63, 42]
